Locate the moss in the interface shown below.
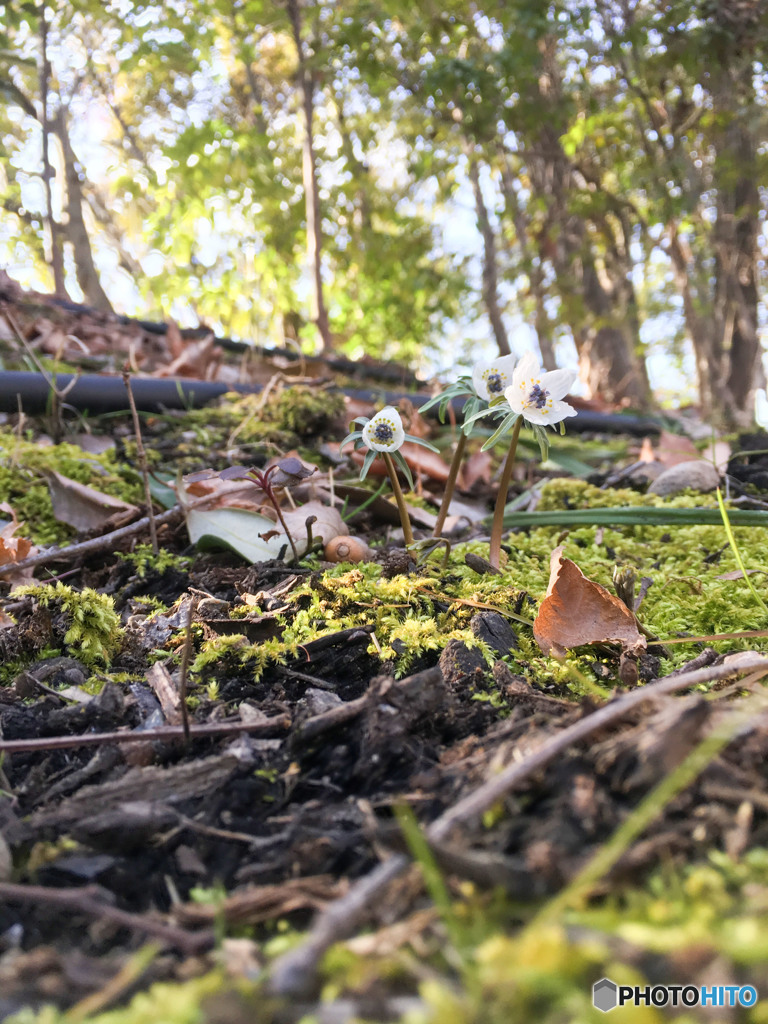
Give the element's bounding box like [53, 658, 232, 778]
[191, 633, 295, 684]
[13, 582, 123, 668]
[116, 543, 190, 579]
[261, 383, 345, 438]
[178, 384, 345, 455]
[0, 429, 143, 544]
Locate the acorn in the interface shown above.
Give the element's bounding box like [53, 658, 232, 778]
[324, 535, 372, 563]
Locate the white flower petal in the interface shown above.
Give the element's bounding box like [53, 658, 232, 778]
[362, 407, 405, 452]
[504, 351, 577, 428]
[513, 350, 540, 381]
[519, 399, 577, 426]
[471, 354, 517, 401]
[539, 367, 577, 400]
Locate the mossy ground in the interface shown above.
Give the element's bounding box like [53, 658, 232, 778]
[4, 406, 768, 1024]
[0, 430, 143, 545]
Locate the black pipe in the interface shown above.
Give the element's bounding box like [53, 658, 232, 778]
[0, 371, 249, 414]
[0, 370, 662, 434]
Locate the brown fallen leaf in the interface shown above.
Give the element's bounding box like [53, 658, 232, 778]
[0, 502, 38, 588]
[350, 441, 451, 483]
[654, 429, 699, 467]
[45, 471, 139, 533]
[716, 568, 767, 580]
[533, 546, 646, 660]
[459, 447, 492, 491]
[183, 470, 268, 512]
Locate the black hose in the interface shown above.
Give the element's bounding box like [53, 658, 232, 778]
[0, 370, 662, 434]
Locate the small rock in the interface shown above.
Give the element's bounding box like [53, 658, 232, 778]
[626, 461, 666, 485]
[438, 639, 486, 686]
[470, 611, 519, 655]
[647, 460, 720, 496]
[301, 688, 343, 716]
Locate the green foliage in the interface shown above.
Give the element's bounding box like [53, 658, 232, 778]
[116, 544, 190, 579]
[191, 634, 294, 683]
[14, 582, 123, 668]
[261, 385, 346, 439]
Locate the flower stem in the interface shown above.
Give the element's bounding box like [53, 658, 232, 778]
[488, 416, 522, 570]
[432, 430, 467, 538]
[383, 452, 414, 547]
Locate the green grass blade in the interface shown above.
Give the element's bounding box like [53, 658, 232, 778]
[716, 487, 768, 616]
[395, 803, 465, 954]
[499, 506, 768, 528]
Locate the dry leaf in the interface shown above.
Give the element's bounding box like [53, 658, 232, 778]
[0, 501, 38, 587]
[279, 501, 344, 548]
[654, 430, 699, 467]
[701, 439, 731, 473]
[350, 441, 451, 483]
[45, 471, 139, 532]
[716, 568, 767, 580]
[155, 332, 221, 380]
[533, 546, 646, 660]
[459, 448, 492, 491]
[183, 470, 269, 512]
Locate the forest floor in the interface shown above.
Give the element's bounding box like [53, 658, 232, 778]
[2, 295, 768, 1023]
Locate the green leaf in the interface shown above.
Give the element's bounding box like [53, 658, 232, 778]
[499, 507, 768, 529]
[481, 412, 521, 452]
[359, 447, 377, 482]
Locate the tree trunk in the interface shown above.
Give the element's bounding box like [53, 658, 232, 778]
[467, 154, 511, 357]
[665, 63, 762, 428]
[498, 155, 556, 370]
[38, 6, 66, 299]
[714, 108, 761, 426]
[53, 109, 113, 312]
[524, 36, 652, 408]
[286, 0, 332, 352]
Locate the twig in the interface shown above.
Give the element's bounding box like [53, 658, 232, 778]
[0, 881, 214, 955]
[0, 506, 182, 577]
[123, 371, 158, 553]
[0, 713, 291, 754]
[177, 595, 199, 742]
[267, 652, 768, 997]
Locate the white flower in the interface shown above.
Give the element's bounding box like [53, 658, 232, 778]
[471, 354, 517, 402]
[504, 351, 577, 426]
[362, 406, 405, 452]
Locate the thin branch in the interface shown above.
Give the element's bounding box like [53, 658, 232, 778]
[0, 881, 213, 954]
[0, 507, 182, 578]
[0, 713, 291, 754]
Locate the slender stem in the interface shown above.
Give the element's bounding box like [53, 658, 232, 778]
[270, 498, 301, 563]
[432, 431, 467, 538]
[488, 417, 523, 570]
[260, 469, 300, 563]
[123, 371, 158, 554]
[383, 453, 414, 546]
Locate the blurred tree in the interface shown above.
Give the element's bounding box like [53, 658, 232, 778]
[0, 1, 113, 308]
[0, 0, 764, 419]
[588, 0, 767, 426]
